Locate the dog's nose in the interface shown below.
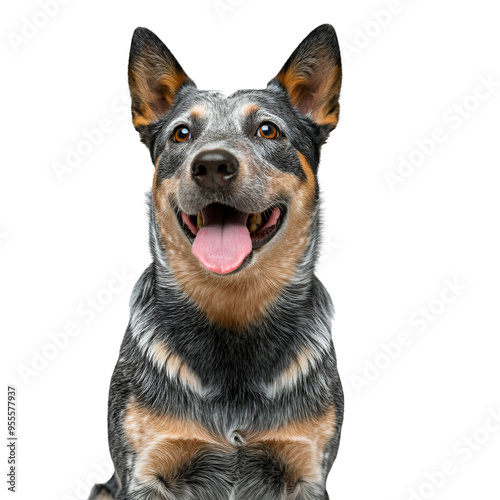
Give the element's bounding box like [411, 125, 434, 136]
[191, 149, 239, 190]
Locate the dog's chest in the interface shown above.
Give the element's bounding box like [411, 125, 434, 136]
[142, 332, 325, 415]
[123, 395, 336, 497]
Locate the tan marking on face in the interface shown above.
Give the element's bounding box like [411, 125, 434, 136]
[148, 340, 204, 394]
[240, 102, 259, 116]
[152, 152, 316, 330]
[268, 347, 312, 395]
[190, 104, 207, 119]
[245, 405, 336, 484]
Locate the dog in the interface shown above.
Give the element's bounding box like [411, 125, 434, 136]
[89, 23, 343, 500]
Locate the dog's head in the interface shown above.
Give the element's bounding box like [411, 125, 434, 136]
[128, 25, 342, 329]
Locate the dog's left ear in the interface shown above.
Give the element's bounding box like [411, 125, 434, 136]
[128, 27, 196, 132]
[268, 24, 342, 131]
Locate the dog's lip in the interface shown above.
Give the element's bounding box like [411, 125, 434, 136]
[175, 202, 287, 251]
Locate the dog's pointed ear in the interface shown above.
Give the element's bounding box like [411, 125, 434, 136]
[268, 24, 342, 131]
[128, 27, 196, 131]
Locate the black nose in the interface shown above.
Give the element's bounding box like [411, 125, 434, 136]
[191, 149, 239, 190]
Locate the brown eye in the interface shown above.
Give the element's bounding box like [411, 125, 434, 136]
[173, 125, 191, 143]
[258, 122, 279, 139]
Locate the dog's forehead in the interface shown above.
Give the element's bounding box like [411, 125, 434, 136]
[176, 88, 285, 127]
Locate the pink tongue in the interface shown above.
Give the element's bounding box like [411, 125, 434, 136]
[192, 206, 252, 274]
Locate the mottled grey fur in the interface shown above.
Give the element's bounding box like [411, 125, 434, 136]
[89, 24, 344, 500]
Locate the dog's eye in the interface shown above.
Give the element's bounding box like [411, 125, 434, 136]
[257, 122, 280, 139]
[173, 125, 191, 143]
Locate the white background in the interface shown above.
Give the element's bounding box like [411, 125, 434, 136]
[2, 0, 500, 499]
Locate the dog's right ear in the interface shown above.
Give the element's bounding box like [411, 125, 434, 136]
[128, 27, 195, 133]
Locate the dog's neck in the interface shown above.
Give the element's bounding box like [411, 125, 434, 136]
[146, 199, 323, 332]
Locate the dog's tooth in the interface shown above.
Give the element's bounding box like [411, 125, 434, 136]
[248, 213, 262, 233]
[197, 212, 203, 230]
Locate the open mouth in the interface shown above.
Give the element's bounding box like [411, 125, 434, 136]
[177, 203, 285, 274]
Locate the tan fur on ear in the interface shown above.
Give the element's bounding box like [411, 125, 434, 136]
[277, 56, 341, 127]
[129, 59, 189, 128]
[271, 25, 342, 129]
[128, 28, 194, 129]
